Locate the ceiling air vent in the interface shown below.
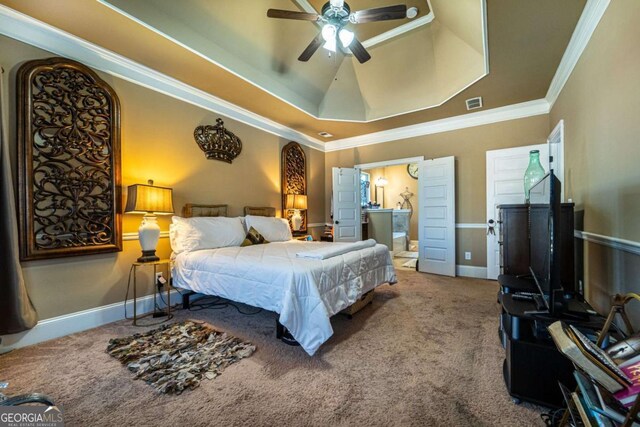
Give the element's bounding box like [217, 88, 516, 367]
[465, 97, 483, 110]
[318, 131, 333, 138]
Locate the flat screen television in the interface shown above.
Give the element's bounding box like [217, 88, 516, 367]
[528, 171, 564, 315]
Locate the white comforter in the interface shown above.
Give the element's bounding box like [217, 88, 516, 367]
[172, 240, 396, 355]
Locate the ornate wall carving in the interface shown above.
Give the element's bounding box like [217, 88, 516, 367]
[17, 57, 122, 261]
[281, 142, 307, 232]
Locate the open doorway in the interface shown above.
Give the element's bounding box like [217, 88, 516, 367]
[358, 160, 421, 269]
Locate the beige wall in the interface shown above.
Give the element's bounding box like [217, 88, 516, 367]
[549, 0, 640, 323]
[1, 35, 325, 321]
[325, 115, 551, 267]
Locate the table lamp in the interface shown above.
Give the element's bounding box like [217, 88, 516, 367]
[285, 194, 307, 231]
[124, 180, 174, 262]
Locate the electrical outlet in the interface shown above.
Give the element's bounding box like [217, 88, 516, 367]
[155, 272, 164, 289]
[464, 251, 472, 260]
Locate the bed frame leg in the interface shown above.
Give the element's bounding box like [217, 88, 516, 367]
[275, 319, 300, 346]
[182, 291, 195, 309]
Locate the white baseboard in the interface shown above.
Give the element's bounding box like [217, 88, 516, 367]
[456, 265, 488, 279]
[0, 290, 181, 354]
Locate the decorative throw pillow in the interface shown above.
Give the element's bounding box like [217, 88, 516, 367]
[241, 227, 270, 247]
[244, 215, 293, 242]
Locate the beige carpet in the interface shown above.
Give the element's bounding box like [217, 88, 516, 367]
[0, 270, 543, 426]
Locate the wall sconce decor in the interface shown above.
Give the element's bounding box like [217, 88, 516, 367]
[194, 118, 242, 163]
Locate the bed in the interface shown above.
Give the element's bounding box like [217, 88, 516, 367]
[170, 204, 396, 355]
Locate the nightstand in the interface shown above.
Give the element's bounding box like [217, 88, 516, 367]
[131, 259, 173, 326]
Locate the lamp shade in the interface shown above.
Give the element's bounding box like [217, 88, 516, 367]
[124, 181, 174, 214]
[285, 194, 307, 210]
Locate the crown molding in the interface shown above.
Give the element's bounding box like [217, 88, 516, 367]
[0, 0, 609, 155]
[0, 5, 326, 152]
[545, 0, 610, 109]
[324, 99, 550, 152]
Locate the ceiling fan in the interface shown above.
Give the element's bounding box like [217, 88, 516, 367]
[267, 0, 409, 64]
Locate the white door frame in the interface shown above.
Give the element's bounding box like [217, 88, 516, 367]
[355, 156, 425, 170]
[547, 119, 565, 201]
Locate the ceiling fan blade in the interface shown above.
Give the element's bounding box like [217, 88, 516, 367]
[349, 38, 371, 64]
[351, 5, 408, 23]
[298, 32, 325, 62]
[267, 9, 320, 21]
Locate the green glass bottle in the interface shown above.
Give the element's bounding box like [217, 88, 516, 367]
[523, 150, 546, 203]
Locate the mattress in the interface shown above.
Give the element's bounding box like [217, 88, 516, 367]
[172, 240, 396, 355]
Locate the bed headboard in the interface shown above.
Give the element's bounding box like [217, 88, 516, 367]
[182, 204, 228, 218]
[244, 206, 276, 217]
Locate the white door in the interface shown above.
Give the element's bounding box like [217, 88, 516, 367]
[486, 144, 549, 280]
[418, 156, 456, 276]
[332, 167, 362, 242]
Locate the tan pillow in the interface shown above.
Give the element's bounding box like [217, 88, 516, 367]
[241, 227, 270, 247]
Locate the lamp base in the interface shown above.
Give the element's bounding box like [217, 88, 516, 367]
[137, 250, 159, 263]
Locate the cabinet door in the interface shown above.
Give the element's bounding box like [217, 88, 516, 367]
[502, 206, 531, 276]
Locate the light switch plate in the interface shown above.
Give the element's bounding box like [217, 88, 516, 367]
[464, 252, 472, 260]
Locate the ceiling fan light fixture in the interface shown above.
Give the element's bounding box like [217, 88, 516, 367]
[323, 38, 337, 52]
[321, 24, 337, 42]
[338, 28, 354, 48]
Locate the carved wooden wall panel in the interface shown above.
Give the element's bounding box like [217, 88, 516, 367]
[17, 57, 122, 261]
[281, 142, 307, 232]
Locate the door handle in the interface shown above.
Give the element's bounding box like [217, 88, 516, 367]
[487, 219, 496, 235]
[335, 221, 340, 224]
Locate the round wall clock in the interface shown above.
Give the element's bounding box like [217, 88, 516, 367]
[407, 163, 419, 179]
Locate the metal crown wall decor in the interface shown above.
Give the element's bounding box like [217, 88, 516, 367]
[281, 141, 307, 232]
[194, 118, 242, 163]
[17, 57, 122, 261]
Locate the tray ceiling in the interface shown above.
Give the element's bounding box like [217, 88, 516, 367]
[102, 0, 487, 122]
[0, 0, 586, 141]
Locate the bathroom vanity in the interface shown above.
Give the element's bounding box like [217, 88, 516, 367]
[364, 209, 410, 253]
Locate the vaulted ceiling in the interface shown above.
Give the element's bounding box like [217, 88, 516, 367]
[0, 0, 586, 141]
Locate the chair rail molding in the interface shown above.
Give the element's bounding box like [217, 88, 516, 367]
[574, 230, 640, 256]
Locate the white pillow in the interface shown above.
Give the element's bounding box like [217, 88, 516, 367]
[244, 215, 292, 242]
[170, 216, 246, 254]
